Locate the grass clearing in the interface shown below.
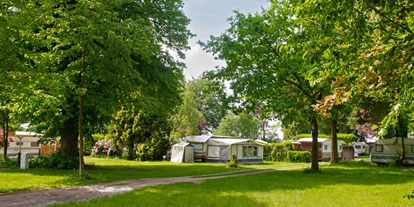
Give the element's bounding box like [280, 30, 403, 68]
[0, 157, 243, 193]
[53, 161, 414, 207]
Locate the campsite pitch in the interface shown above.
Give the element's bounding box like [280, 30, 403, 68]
[0, 168, 292, 207]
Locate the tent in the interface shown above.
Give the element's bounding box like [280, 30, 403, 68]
[170, 143, 194, 163]
[206, 138, 263, 163]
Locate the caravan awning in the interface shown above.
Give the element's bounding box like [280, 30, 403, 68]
[207, 138, 259, 146]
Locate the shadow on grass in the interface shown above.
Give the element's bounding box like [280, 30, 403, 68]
[51, 164, 414, 207]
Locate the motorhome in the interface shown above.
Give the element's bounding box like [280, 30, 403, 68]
[370, 138, 414, 165]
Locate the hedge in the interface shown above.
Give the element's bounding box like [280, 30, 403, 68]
[287, 151, 311, 163]
[263, 141, 293, 162]
[292, 133, 356, 143]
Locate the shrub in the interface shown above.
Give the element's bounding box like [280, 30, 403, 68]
[287, 151, 311, 163]
[226, 155, 238, 168]
[136, 136, 170, 161]
[30, 152, 78, 169]
[91, 139, 116, 157]
[292, 133, 356, 143]
[268, 141, 293, 162]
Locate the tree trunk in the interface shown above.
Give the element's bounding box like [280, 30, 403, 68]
[2, 111, 9, 161]
[309, 116, 319, 172]
[397, 112, 408, 163]
[127, 137, 135, 160]
[78, 47, 86, 176]
[330, 117, 339, 164]
[59, 117, 79, 157]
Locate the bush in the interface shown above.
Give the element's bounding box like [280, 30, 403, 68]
[268, 141, 293, 162]
[30, 152, 78, 169]
[136, 136, 170, 161]
[292, 133, 356, 143]
[287, 151, 311, 163]
[91, 139, 116, 157]
[226, 155, 238, 168]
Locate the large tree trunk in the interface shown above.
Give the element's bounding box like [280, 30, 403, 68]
[397, 112, 408, 163]
[78, 47, 86, 176]
[2, 111, 9, 161]
[309, 116, 319, 171]
[330, 117, 339, 164]
[59, 117, 79, 157]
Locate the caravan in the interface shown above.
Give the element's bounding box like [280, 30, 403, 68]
[370, 138, 414, 165]
[353, 142, 370, 155]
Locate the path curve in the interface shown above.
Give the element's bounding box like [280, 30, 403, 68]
[0, 166, 303, 207]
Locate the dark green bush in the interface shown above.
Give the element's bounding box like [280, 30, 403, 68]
[292, 133, 356, 143]
[136, 136, 170, 161]
[287, 151, 311, 163]
[30, 152, 78, 169]
[268, 141, 293, 162]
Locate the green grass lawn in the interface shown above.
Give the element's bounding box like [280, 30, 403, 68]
[0, 157, 260, 193]
[52, 162, 414, 207]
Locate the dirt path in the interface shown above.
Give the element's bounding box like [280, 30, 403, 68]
[0, 166, 303, 207]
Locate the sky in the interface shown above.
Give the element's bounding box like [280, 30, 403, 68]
[182, 0, 269, 80]
[181, 1, 283, 139]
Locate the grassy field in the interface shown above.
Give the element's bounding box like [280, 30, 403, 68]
[0, 157, 246, 193]
[52, 162, 414, 207]
[0, 157, 301, 193]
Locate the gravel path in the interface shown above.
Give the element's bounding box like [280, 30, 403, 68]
[0, 166, 303, 207]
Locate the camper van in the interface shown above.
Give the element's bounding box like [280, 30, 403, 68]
[370, 138, 414, 165]
[354, 142, 370, 155]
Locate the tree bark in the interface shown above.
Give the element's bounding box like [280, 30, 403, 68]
[59, 117, 79, 157]
[397, 112, 408, 163]
[309, 116, 319, 171]
[127, 137, 135, 160]
[2, 111, 9, 161]
[78, 47, 86, 176]
[330, 117, 339, 164]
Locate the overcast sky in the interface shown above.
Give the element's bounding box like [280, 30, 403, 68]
[182, 0, 269, 80]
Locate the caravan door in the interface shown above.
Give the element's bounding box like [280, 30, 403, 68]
[220, 146, 229, 162]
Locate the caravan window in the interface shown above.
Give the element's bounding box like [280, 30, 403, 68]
[324, 145, 328, 150]
[376, 145, 383, 152]
[192, 144, 203, 150]
[243, 146, 258, 157]
[354, 145, 361, 149]
[339, 146, 342, 151]
[31, 142, 39, 147]
[411, 145, 414, 153]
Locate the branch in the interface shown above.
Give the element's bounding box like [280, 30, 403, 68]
[283, 76, 313, 98]
[365, 1, 414, 35]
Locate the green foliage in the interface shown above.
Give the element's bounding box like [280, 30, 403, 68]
[185, 78, 229, 132]
[287, 151, 311, 163]
[0, 158, 17, 168]
[171, 81, 207, 139]
[226, 155, 238, 168]
[111, 108, 172, 160]
[30, 152, 78, 170]
[214, 111, 261, 139]
[293, 133, 356, 143]
[136, 136, 170, 161]
[267, 141, 294, 162]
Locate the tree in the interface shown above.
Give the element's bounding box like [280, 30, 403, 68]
[185, 78, 229, 132]
[201, 4, 330, 171]
[291, 0, 413, 163]
[214, 111, 261, 139]
[171, 87, 205, 140]
[7, 0, 192, 174]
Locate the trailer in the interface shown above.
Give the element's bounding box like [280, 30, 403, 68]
[370, 138, 414, 165]
[353, 142, 370, 155]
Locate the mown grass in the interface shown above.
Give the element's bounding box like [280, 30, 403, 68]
[0, 157, 246, 193]
[53, 161, 414, 207]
